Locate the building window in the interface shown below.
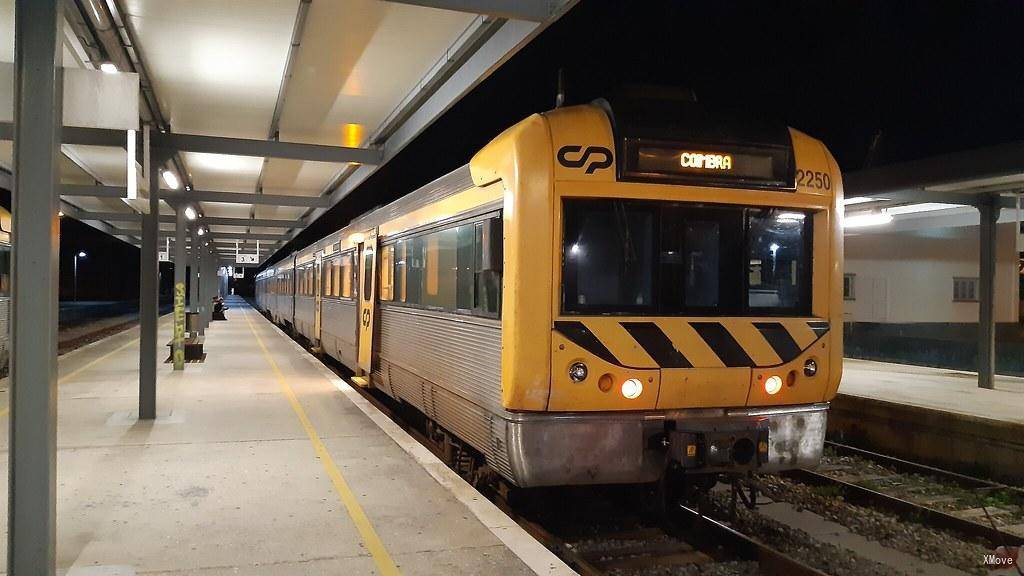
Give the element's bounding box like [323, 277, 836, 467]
[953, 277, 978, 302]
[843, 273, 855, 301]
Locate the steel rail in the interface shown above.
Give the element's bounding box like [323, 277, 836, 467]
[786, 468, 1024, 549]
[826, 440, 1024, 498]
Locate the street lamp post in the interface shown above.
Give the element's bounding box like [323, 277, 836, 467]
[74, 250, 86, 302]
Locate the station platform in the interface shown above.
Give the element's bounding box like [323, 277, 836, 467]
[832, 358, 1024, 482]
[0, 297, 570, 575]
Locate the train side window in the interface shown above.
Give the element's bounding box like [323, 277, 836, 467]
[407, 236, 424, 305]
[1, 244, 11, 297]
[362, 248, 373, 302]
[324, 260, 333, 297]
[423, 228, 457, 310]
[394, 241, 407, 302]
[475, 217, 502, 316]
[380, 244, 394, 301]
[332, 258, 340, 297]
[456, 225, 474, 309]
[341, 253, 352, 298]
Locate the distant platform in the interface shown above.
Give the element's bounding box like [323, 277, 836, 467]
[832, 358, 1024, 482]
[0, 297, 569, 575]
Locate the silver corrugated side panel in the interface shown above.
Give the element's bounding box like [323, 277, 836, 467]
[378, 306, 501, 411]
[376, 306, 513, 478]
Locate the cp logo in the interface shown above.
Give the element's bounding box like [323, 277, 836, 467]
[557, 145, 613, 174]
[361, 308, 371, 328]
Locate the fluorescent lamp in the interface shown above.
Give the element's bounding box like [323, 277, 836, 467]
[843, 197, 877, 206]
[162, 170, 180, 190]
[776, 212, 806, 222]
[99, 62, 118, 74]
[883, 203, 960, 216]
[184, 206, 197, 221]
[845, 212, 893, 228]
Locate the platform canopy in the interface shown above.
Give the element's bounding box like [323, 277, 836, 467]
[841, 141, 1024, 235]
[0, 0, 575, 264]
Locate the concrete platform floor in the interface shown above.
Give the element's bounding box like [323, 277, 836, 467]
[0, 298, 570, 575]
[840, 358, 1024, 425]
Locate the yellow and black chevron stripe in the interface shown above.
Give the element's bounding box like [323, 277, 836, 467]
[554, 319, 829, 369]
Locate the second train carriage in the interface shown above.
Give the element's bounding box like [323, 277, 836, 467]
[256, 94, 844, 488]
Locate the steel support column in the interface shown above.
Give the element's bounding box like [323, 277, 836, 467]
[139, 139, 159, 419]
[172, 206, 187, 370]
[977, 195, 999, 389]
[204, 246, 215, 327]
[188, 228, 198, 313]
[9, 0, 61, 572]
[196, 239, 206, 335]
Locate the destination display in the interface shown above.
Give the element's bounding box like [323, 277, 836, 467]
[621, 139, 794, 189]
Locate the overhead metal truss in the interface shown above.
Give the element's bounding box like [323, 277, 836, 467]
[61, 209, 297, 229]
[162, 189, 331, 207]
[150, 131, 382, 165]
[382, 0, 559, 22]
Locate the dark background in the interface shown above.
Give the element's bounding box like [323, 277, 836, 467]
[269, 0, 1024, 270]
[2, 1, 1022, 299]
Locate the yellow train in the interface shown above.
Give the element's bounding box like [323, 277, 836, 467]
[256, 94, 843, 488]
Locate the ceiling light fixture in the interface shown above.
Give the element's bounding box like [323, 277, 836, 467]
[882, 203, 961, 216]
[184, 206, 197, 221]
[99, 62, 118, 74]
[843, 197, 878, 206]
[162, 170, 180, 190]
[845, 212, 893, 229]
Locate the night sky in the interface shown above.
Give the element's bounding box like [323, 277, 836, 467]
[3, 1, 1023, 299]
[271, 0, 1024, 266]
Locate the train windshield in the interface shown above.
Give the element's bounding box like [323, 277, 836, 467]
[561, 199, 811, 316]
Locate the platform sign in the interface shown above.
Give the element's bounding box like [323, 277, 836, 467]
[173, 282, 185, 370]
[158, 251, 170, 262]
[236, 254, 258, 264]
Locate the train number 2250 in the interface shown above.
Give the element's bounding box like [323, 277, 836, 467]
[796, 169, 831, 190]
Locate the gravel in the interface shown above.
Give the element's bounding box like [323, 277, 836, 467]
[705, 492, 905, 576]
[755, 474, 993, 575]
[607, 560, 760, 576]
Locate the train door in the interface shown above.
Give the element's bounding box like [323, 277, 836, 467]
[356, 233, 378, 376]
[313, 251, 323, 343]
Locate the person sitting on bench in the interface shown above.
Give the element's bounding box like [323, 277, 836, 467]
[212, 296, 228, 320]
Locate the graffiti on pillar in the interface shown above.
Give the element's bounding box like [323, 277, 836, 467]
[173, 282, 186, 369]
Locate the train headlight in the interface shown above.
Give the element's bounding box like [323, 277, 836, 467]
[621, 378, 643, 399]
[803, 358, 818, 377]
[764, 375, 783, 395]
[568, 362, 588, 383]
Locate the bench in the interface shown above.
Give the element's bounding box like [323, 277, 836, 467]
[166, 335, 205, 362]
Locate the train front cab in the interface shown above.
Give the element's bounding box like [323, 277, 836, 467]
[471, 99, 843, 487]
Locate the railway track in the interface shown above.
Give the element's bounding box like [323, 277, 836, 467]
[503, 497, 828, 576]
[784, 441, 1024, 550]
[284, 322, 987, 575]
[284, 332, 828, 576]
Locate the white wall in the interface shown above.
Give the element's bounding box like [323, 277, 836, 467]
[844, 222, 1019, 323]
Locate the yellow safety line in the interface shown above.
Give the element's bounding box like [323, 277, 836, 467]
[242, 307, 401, 575]
[0, 335, 141, 418]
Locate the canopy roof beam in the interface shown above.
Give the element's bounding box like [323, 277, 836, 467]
[382, 0, 557, 21]
[163, 189, 329, 207]
[151, 131, 382, 164]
